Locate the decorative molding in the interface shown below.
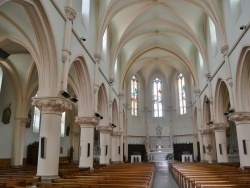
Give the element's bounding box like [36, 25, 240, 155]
[65, 6, 76, 21]
[228, 112, 250, 123]
[194, 89, 200, 95]
[97, 126, 112, 134]
[94, 53, 101, 63]
[75, 117, 99, 128]
[212, 123, 228, 131]
[200, 128, 213, 135]
[32, 97, 72, 114]
[111, 131, 122, 137]
[221, 45, 229, 56]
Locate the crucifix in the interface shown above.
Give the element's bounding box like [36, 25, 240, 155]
[206, 144, 212, 153]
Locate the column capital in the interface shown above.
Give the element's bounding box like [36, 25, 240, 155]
[75, 117, 99, 128]
[109, 78, 115, 85]
[97, 126, 112, 134]
[94, 53, 101, 63]
[194, 89, 200, 95]
[205, 73, 211, 81]
[228, 112, 250, 124]
[212, 123, 228, 132]
[32, 97, 72, 114]
[111, 131, 122, 137]
[200, 128, 213, 135]
[65, 6, 76, 21]
[119, 93, 124, 98]
[221, 45, 229, 56]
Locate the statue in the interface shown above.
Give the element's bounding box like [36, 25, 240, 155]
[156, 125, 162, 137]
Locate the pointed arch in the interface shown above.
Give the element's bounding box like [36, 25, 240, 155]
[235, 46, 250, 111]
[70, 56, 92, 116]
[97, 83, 108, 125]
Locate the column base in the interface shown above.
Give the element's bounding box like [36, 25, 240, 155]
[38, 175, 60, 182]
[11, 165, 23, 168]
[111, 161, 123, 165]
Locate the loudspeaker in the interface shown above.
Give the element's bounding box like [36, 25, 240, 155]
[203, 145, 205, 154]
[87, 143, 90, 157]
[118, 146, 120, 154]
[243, 140, 247, 155]
[0, 48, 9, 60]
[219, 144, 222, 155]
[40, 137, 46, 159]
[105, 145, 108, 156]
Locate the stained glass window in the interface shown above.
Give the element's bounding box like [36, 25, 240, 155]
[153, 78, 163, 117]
[131, 76, 138, 116]
[178, 73, 186, 115]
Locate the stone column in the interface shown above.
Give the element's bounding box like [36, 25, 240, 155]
[201, 129, 213, 163]
[32, 97, 72, 180]
[11, 118, 30, 167]
[229, 112, 250, 168]
[61, 6, 76, 90]
[119, 93, 124, 162]
[194, 89, 204, 161]
[75, 117, 99, 169]
[94, 53, 101, 112]
[111, 131, 122, 163]
[98, 126, 112, 165]
[212, 123, 229, 162]
[70, 131, 80, 163]
[221, 45, 235, 109]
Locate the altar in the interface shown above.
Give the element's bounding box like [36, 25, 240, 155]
[145, 125, 173, 162]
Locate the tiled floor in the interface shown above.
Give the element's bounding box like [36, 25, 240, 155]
[152, 162, 179, 188]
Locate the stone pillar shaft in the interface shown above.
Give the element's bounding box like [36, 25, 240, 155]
[111, 132, 122, 163]
[98, 126, 112, 164]
[229, 112, 250, 168]
[213, 124, 229, 162]
[11, 118, 29, 166]
[201, 129, 213, 163]
[32, 97, 72, 179]
[76, 117, 99, 168]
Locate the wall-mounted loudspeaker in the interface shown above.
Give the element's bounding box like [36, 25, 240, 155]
[87, 143, 90, 157]
[40, 137, 46, 159]
[0, 49, 9, 60]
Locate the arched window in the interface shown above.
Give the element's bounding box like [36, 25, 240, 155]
[102, 28, 108, 55]
[33, 94, 40, 133]
[178, 73, 186, 115]
[230, 0, 242, 22]
[81, 0, 90, 29]
[153, 77, 163, 117]
[198, 52, 204, 77]
[60, 112, 66, 137]
[131, 76, 138, 116]
[208, 17, 218, 56]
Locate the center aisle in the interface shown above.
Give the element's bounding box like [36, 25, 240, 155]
[153, 161, 179, 188]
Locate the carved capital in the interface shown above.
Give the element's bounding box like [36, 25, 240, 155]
[212, 123, 228, 131]
[109, 78, 115, 85]
[194, 89, 200, 95]
[228, 112, 250, 123]
[75, 117, 99, 128]
[205, 73, 211, 81]
[221, 45, 229, 56]
[119, 93, 124, 99]
[94, 84, 100, 93]
[97, 126, 112, 134]
[65, 6, 76, 21]
[111, 131, 122, 137]
[62, 50, 71, 63]
[32, 97, 72, 114]
[94, 53, 101, 63]
[200, 128, 213, 135]
[226, 78, 233, 87]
